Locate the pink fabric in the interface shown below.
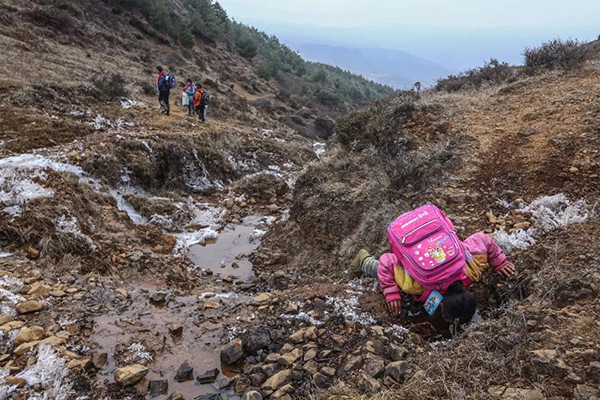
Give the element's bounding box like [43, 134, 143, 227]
[377, 253, 402, 303]
[378, 232, 508, 303]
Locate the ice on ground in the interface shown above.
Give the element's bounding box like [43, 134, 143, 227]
[198, 292, 239, 299]
[313, 142, 326, 159]
[15, 344, 71, 400]
[124, 342, 153, 364]
[172, 228, 220, 256]
[54, 215, 97, 251]
[0, 253, 12, 258]
[326, 290, 378, 325]
[0, 276, 25, 316]
[494, 193, 588, 253]
[281, 310, 324, 326]
[0, 154, 86, 217]
[120, 98, 145, 109]
[109, 189, 148, 225]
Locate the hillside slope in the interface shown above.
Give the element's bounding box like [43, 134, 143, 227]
[0, 2, 599, 400]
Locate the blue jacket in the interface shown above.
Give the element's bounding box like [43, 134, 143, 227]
[183, 84, 196, 104]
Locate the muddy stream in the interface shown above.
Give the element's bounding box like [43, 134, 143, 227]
[92, 215, 271, 399]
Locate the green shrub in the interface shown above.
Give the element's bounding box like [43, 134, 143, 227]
[523, 38, 588, 71]
[176, 22, 195, 48]
[256, 63, 272, 81]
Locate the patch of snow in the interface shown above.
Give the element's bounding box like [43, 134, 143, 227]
[15, 344, 71, 400]
[54, 215, 97, 251]
[252, 229, 267, 238]
[268, 165, 281, 172]
[280, 310, 324, 326]
[494, 194, 588, 253]
[198, 292, 238, 299]
[0, 252, 12, 258]
[109, 189, 148, 225]
[120, 98, 144, 109]
[386, 324, 410, 339]
[260, 129, 273, 136]
[313, 142, 326, 159]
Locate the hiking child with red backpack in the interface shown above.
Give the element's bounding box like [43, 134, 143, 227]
[350, 204, 515, 328]
[156, 66, 175, 116]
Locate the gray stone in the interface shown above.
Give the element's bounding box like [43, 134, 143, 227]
[384, 361, 409, 383]
[221, 338, 244, 365]
[313, 372, 331, 389]
[488, 386, 544, 400]
[149, 380, 168, 396]
[197, 368, 219, 384]
[262, 369, 292, 391]
[174, 362, 194, 382]
[114, 364, 149, 386]
[342, 355, 363, 373]
[364, 358, 385, 378]
[358, 373, 381, 394]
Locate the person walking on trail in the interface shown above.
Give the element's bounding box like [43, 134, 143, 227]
[156, 66, 171, 116]
[349, 204, 515, 331]
[182, 79, 196, 116]
[193, 83, 209, 122]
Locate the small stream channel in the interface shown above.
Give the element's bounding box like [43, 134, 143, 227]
[91, 215, 273, 399]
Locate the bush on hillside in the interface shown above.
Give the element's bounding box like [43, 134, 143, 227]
[93, 73, 130, 100]
[436, 58, 519, 92]
[523, 38, 588, 72]
[256, 63, 273, 81]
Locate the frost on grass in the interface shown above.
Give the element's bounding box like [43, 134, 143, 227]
[54, 215, 97, 251]
[14, 344, 72, 400]
[313, 142, 326, 159]
[124, 342, 153, 364]
[0, 276, 24, 316]
[494, 194, 588, 253]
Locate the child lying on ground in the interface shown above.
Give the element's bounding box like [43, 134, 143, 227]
[350, 204, 515, 328]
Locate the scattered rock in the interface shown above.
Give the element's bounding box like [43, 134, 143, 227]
[221, 338, 244, 365]
[522, 127, 537, 136]
[0, 313, 12, 326]
[261, 363, 279, 377]
[175, 362, 194, 382]
[42, 336, 66, 347]
[530, 349, 571, 377]
[4, 376, 27, 388]
[262, 369, 292, 391]
[14, 340, 41, 355]
[16, 300, 44, 314]
[166, 391, 185, 400]
[358, 373, 381, 394]
[92, 352, 108, 369]
[253, 293, 275, 304]
[312, 372, 331, 389]
[114, 364, 149, 386]
[14, 326, 45, 346]
[149, 292, 167, 305]
[278, 348, 302, 367]
[197, 368, 219, 384]
[242, 391, 263, 400]
[514, 222, 531, 230]
[116, 288, 129, 298]
[488, 386, 544, 400]
[49, 290, 66, 298]
[364, 358, 385, 378]
[384, 361, 410, 383]
[303, 348, 317, 362]
[283, 305, 299, 315]
[342, 355, 363, 373]
[303, 360, 319, 375]
[149, 380, 168, 396]
[321, 366, 336, 377]
[169, 323, 183, 336]
[243, 328, 271, 355]
[574, 384, 599, 400]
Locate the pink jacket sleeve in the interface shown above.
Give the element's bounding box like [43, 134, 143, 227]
[462, 232, 509, 272]
[377, 253, 402, 303]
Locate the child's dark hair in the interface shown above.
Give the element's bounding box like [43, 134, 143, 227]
[186, 78, 192, 84]
[441, 281, 476, 326]
[195, 83, 203, 88]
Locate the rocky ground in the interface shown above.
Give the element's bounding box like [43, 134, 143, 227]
[0, 3, 600, 398]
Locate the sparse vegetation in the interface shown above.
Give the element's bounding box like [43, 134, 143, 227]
[92, 73, 130, 100]
[435, 58, 520, 92]
[523, 38, 588, 72]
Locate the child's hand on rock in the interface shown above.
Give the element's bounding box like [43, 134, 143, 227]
[387, 299, 402, 315]
[496, 262, 516, 277]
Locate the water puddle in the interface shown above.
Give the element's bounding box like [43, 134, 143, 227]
[187, 215, 268, 282]
[91, 286, 252, 399]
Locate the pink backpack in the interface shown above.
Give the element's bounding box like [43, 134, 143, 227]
[387, 204, 466, 289]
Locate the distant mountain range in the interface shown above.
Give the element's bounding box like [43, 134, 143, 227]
[288, 42, 455, 89]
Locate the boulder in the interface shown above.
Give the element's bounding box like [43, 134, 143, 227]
[364, 358, 385, 378]
[243, 328, 271, 355]
[16, 301, 44, 314]
[114, 364, 149, 386]
[92, 352, 108, 369]
[166, 391, 185, 400]
[196, 368, 219, 384]
[530, 349, 571, 377]
[14, 326, 45, 346]
[358, 373, 381, 394]
[5, 376, 27, 388]
[312, 372, 331, 389]
[0, 313, 12, 326]
[0, 321, 24, 332]
[221, 338, 244, 365]
[278, 348, 302, 367]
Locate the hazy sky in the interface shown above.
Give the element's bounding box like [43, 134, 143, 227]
[219, 0, 600, 29]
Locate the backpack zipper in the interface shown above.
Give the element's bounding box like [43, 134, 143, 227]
[401, 219, 438, 244]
